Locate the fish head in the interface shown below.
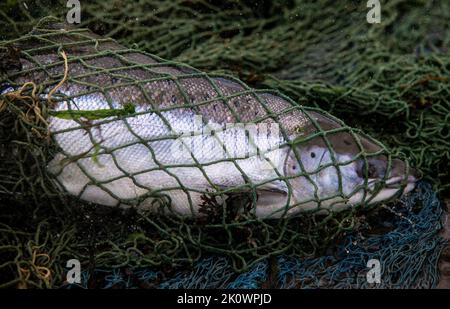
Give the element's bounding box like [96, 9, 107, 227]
[282, 110, 417, 213]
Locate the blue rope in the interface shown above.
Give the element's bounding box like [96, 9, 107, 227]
[67, 182, 446, 289]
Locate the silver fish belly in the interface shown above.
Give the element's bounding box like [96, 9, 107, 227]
[47, 95, 290, 217]
[2, 24, 417, 218]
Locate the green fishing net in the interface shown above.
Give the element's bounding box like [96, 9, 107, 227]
[0, 0, 449, 289]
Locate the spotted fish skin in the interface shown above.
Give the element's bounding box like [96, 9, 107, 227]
[1, 23, 416, 218]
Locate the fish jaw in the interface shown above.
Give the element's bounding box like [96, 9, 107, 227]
[360, 175, 417, 205]
[277, 141, 419, 217]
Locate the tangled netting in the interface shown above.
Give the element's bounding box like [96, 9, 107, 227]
[1, 0, 447, 193]
[64, 182, 446, 289]
[0, 0, 449, 289]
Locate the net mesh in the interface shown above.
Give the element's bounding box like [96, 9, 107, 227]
[63, 182, 446, 289]
[0, 0, 449, 289]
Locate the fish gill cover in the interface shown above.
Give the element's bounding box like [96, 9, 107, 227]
[0, 0, 449, 289]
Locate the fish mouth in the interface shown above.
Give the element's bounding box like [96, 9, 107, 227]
[363, 174, 417, 205]
[365, 168, 417, 189]
[385, 175, 417, 189]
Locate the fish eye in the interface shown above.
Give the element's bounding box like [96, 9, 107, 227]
[310, 152, 316, 158]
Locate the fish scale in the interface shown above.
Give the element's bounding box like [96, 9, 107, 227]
[1, 23, 416, 218]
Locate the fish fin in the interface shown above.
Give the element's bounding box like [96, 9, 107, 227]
[213, 181, 288, 206]
[213, 180, 287, 193]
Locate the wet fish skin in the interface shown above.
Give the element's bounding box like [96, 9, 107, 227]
[1, 24, 417, 217]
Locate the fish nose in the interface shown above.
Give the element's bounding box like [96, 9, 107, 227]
[389, 158, 419, 183]
[407, 166, 419, 179]
[357, 157, 417, 180]
[389, 159, 405, 178]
